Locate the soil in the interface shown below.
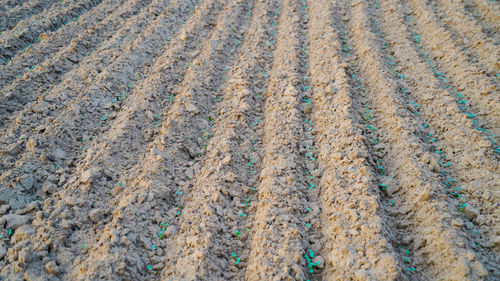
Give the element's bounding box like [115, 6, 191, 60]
[0, 0, 498, 280]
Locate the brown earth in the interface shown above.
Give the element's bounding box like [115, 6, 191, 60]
[0, 0, 499, 280]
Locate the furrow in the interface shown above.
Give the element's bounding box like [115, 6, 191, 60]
[0, 0, 204, 278]
[346, 0, 490, 279]
[296, 1, 325, 279]
[0, 0, 103, 63]
[0, 0, 59, 32]
[157, 1, 277, 280]
[429, 0, 499, 77]
[405, 0, 500, 137]
[308, 0, 403, 280]
[244, 0, 314, 279]
[0, 0, 149, 91]
[376, 0, 500, 269]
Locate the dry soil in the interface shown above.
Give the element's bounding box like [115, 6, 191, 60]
[0, 0, 499, 280]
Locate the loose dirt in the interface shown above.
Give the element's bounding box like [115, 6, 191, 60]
[0, 0, 498, 280]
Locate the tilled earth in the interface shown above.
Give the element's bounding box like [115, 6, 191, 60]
[0, 0, 499, 280]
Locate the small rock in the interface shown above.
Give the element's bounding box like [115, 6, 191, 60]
[418, 185, 432, 201]
[0, 188, 15, 204]
[224, 171, 237, 183]
[312, 256, 325, 269]
[463, 205, 479, 220]
[127, 232, 137, 244]
[185, 167, 194, 179]
[306, 161, 314, 172]
[464, 221, 474, 230]
[60, 219, 74, 230]
[181, 30, 189, 41]
[222, 155, 231, 165]
[6, 142, 22, 155]
[402, 235, 413, 245]
[421, 92, 434, 101]
[471, 261, 488, 278]
[139, 235, 151, 249]
[25, 137, 37, 151]
[81, 168, 100, 184]
[137, 193, 146, 203]
[45, 261, 59, 275]
[0, 205, 9, 215]
[42, 182, 58, 194]
[4, 214, 31, 229]
[492, 236, 500, 247]
[81, 169, 93, 183]
[11, 224, 34, 243]
[451, 218, 464, 227]
[33, 101, 50, 113]
[88, 209, 105, 222]
[185, 103, 198, 114]
[209, 40, 219, 51]
[9, 196, 27, 210]
[152, 262, 164, 270]
[19, 174, 34, 191]
[51, 147, 66, 160]
[311, 242, 321, 253]
[150, 255, 162, 264]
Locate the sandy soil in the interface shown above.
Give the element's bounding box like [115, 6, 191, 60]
[0, 0, 498, 280]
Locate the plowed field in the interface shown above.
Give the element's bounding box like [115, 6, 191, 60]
[0, 0, 499, 280]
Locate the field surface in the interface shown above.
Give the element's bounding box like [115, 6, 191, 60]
[0, 0, 499, 280]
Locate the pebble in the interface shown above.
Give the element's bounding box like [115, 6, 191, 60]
[311, 243, 321, 255]
[6, 142, 22, 155]
[418, 188, 432, 201]
[81, 169, 93, 183]
[19, 174, 35, 191]
[463, 205, 479, 221]
[51, 147, 67, 160]
[222, 155, 231, 165]
[451, 218, 464, 227]
[42, 182, 58, 194]
[45, 261, 59, 275]
[81, 168, 100, 184]
[33, 101, 50, 113]
[25, 137, 37, 151]
[0, 205, 9, 215]
[493, 236, 500, 247]
[186, 103, 198, 114]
